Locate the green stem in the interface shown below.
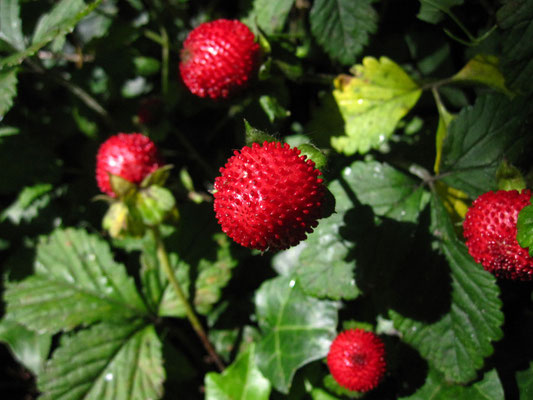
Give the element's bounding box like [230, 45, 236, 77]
[160, 27, 169, 95]
[153, 227, 225, 371]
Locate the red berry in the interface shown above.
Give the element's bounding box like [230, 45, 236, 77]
[96, 133, 163, 197]
[327, 329, 386, 393]
[463, 189, 533, 280]
[179, 19, 261, 99]
[213, 141, 325, 251]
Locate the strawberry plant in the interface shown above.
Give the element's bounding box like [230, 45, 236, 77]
[0, 0, 532, 399]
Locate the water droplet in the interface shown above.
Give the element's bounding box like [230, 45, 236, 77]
[105, 373, 113, 381]
[344, 167, 352, 176]
[289, 280, 296, 288]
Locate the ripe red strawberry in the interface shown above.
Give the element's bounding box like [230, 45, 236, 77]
[463, 189, 533, 280]
[327, 329, 386, 393]
[96, 133, 163, 197]
[213, 141, 325, 251]
[179, 19, 260, 99]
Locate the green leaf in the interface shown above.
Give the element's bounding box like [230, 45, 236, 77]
[135, 186, 176, 226]
[273, 174, 361, 300]
[0, 0, 103, 69]
[331, 57, 422, 155]
[194, 233, 238, 314]
[417, 0, 463, 24]
[297, 143, 327, 172]
[32, 0, 85, 45]
[140, 165, 173, 188]
[0, 318, 52, 375]
[205, 344, 271, 400]
[0, 183, 53, 224]
[4, 228, 147, 333]
[254, 276, 338, 393]
[0, 125, 19, 137]
[517, 204, 533, 257]
[440, 93, 531, 198]
[259, 94, 289, 123]
[496, 159, 527, 191]
[517, 362, 533, 400]
[434, 92, 456, 174]
[342, 161, 430, 223]
[252, 0, 295, 35]
[0, 67, 17, 118]
[158, 234, 237, 317]
[400, 368, 503, 399]
[295, 179, 359, 300]
[497, 0, 533, 94]
[75, 0, 117, 44]
[156, 203, 237, 317]
[244, 119, 277, 146]
[391, 195, 504, 383]
[0, 0, 25, 50]
[133, 56, 161, 76]
[452, 54, 512, 96]
[310, 388, 342, 400]
[310, 0, 378, 65]
[38, 322, 164, 400]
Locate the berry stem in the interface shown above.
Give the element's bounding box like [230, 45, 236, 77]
[153, 227, 225, 372]
[160, 26, 169, 95]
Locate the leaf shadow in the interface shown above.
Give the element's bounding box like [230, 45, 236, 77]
[338, 192, 452, 324]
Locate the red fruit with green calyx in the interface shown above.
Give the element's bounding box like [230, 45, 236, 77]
[327, 329, 386, 392]
[463, 189, 533, 280]
[96, 133, 163, 197]
[179, 19, 260, 100]
[213, 141, 325, 252]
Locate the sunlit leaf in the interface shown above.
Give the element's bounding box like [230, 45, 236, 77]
[452, 54, 512, 96]
[254, 276, 338, 393]
[205, 344, 271, 400]
[331, 57, 422, 155]
[32, 0, 85, 44]
[0, 0, 25, 50]
[341, 160, 430, 223]
[0, 0, 103, 69]
[38, 322, 164, 400]
[310, 0, 377, 65]
[273, 177, 359, 300]
[4, 228, 148, 333]
[0, 183, 52, 224]
[0, 317, 51, 375]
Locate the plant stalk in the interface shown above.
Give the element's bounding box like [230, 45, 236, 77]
[153, 227, 225, 372]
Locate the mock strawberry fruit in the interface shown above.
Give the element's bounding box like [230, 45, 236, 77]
[213, 141, 325, 251]
[463, 189, 533, 280]
[179, 19, 260, 99]
[96, 133, 163, 197]
[327, 329, 386, 393]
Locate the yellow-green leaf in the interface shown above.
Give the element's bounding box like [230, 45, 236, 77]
[331, 57, 422, 155]
[434, 94, 455, 174]
[452, 54, 513, 96]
